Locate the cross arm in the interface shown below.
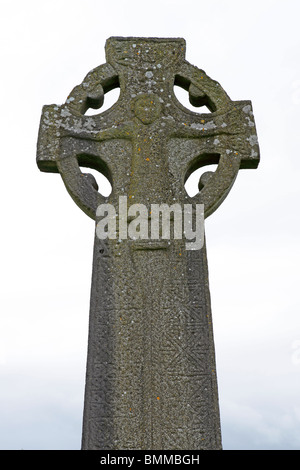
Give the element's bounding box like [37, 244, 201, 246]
[169, 99, 260, 218]
[36, 102, 134, 219]
[36, 104, 133, 173]
[170, 100, 259, 171]
[36, 59, 126, 174]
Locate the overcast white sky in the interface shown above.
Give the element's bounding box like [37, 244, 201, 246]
[0, 0, 300, 450]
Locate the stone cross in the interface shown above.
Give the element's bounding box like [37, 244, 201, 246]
[37, 37, 260, 450]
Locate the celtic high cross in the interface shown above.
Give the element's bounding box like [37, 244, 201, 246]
[37, 37, 259, 450]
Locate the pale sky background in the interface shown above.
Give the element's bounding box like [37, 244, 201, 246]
[0, 0, 299, 450]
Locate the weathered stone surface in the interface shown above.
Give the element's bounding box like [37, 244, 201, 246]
[37, 37, 260, 450]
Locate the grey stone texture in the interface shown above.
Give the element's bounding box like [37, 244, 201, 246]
[37, 37, 260, 450]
